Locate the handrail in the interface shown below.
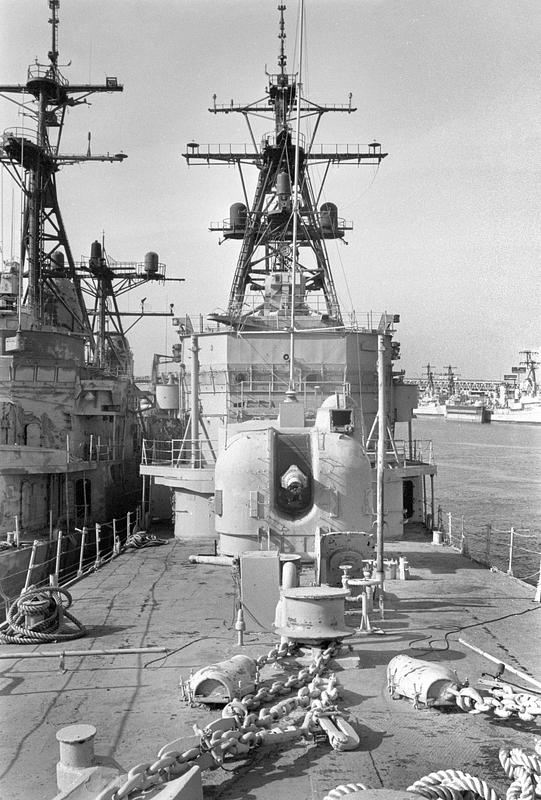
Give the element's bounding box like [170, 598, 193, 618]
[2, 126, 39, 145]
[433, 505, 541, 591]
[141, 438, 217, 468]
[0, 507, 143, 622]
[167, 308, 397, 335]
[27, 63, 69, 87]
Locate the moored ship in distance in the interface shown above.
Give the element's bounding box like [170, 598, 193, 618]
[444, 401, 491, 423]
[0, 2, 179, 575]
[488, 350, 541, 424]
[412, 363, 445, 416]
[414, 364, 491, 423]
[413, 355, 541, 425]
[141, 3, 437, 547]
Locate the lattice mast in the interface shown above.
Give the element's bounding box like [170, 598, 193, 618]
[0, 0, 125, 336]
[517, 350, 539, 395]
[183, 3, 387, 328]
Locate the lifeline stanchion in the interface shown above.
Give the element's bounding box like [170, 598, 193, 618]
[235, 607, 245, 646]
[77, 527, 87, 577]
[23, 540, 40, 591]
[94, 523, 101, 569]
[55, 530, 63, 580]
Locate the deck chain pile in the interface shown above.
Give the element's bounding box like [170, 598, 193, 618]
[453, 683, 541, 722]
[94, 640, 357, 800]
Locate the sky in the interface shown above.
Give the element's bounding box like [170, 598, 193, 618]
[1, 0, 540, 380]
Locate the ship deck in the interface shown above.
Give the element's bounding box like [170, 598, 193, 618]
[0, 524, 539, 800]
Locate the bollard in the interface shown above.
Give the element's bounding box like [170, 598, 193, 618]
[282, 560, 298, 590]
[55, 723, 121, 796]
[57, 724, 96, 768]
[56, 723, 96, 792]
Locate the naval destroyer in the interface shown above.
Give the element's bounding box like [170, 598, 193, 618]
[0, 5, 539, 800]
[0, 1, 181, 595]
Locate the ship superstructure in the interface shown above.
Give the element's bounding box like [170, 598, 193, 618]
[0, 1, 175, 536]
[141, 4, 436, 545]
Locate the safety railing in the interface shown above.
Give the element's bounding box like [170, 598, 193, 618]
[366, 439, 435, 467]
[185, 142, 259, 157]
[27, 63, 69, 86]
[2, 126, 39, 147]
[433, 506, 541, 590]
[141, 438, 217, 468]
[232, 379, 351, 409]
[0, 507, 143, 622]
[81, 365, 134, 380]
[209, 211, 353, 233]
[308, 142, 383, 157]
[87, 440, 125, 462]
[167, 308, 398, 335]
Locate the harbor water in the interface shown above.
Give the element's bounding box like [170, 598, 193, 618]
[408, 416, 541, 584]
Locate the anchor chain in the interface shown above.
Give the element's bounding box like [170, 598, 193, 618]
[452, 682, 541, 722]
[94, 640, 358, 800]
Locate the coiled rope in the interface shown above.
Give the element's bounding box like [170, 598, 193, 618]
[324, 784, 369, 799]
[322, 741, 541, 800]
[0, 585, 86, 644]
[126, 532, 168, 549]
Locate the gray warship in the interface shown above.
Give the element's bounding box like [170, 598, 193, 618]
[0, 0, 180, 599]
[0, 4, 539, 800]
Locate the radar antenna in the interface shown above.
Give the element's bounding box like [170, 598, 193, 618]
[278, 3, 287, 75]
